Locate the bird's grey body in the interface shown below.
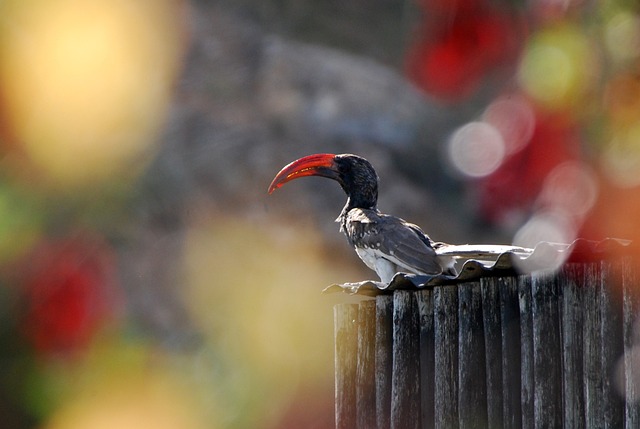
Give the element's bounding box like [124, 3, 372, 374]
[339, 208, 456, 283]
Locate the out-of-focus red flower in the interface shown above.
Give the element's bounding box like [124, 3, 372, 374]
[477, 110, 582, 224]
[406, 1, 523, 102]
[18, 233, 119, 357]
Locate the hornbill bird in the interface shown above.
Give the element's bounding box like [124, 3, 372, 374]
[268, 153, 457, 283]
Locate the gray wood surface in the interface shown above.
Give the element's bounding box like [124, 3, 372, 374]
[559, 264, 586, 429]
[434, 285, 459, 429]
[480, 278, 503, 429]
[531, 271, 562, 428]
[356, 300, 376, 429]
[335, 303, 358, 429]
[376, 294, 393, 429]
[499, 276, 522, 429]
[418, 289, 435, 429]
[519, 274, 534, 429]
[458, 282, 487, 429]
[333, 259, 640, 429]
[391, 290, 420, 429]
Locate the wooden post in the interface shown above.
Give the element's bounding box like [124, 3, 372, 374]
[333, 259, 640, 429]
[458, 282, 487, 429]
[559, 264, 586, 428]
[335, 304, 358, 429]
[390, 291, 420, 429]
[356, 300, 376, 429]
[583, 263, 604, 428]
[531, 271, 562, 428]
[480, 278, 503, 429]
[499, 277, 522, 429]
[434, 285, 458, 429]
[519, 274, 535, 429]
[600, 261, 625, 427]
[376, 295, 393, 429]
[623, 258, 640, 428]
[418, 289, 435, 429]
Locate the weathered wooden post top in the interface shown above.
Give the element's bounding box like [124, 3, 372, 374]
[327, 238, 639, 429]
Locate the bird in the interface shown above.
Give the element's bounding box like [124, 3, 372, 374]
[268, 153, 457, 283]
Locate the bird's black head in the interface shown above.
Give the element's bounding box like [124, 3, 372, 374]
[332, 154, 379, 210]
[268, 153, 379, 210]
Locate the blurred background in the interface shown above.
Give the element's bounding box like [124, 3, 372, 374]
[0, 0, 639, 427]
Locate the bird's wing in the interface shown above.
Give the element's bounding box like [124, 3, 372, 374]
[353, 211, 443, 275]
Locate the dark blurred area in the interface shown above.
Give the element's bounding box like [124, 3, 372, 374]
[0, 0, 639, 427]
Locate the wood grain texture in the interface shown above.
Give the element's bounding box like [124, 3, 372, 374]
[356, 300, 377, 429]
[391, 290, 420, 429]
[418, 289, 435, 429]
[458, 282, 487, 429]
[480, 278, 503, 429]
[531, 271, 562, 429]
[599, 261, 625, 428]
[583, 263, 604, 429]
[519, 274, 534, 429]
[623, 258, 640, 429]
[559, 264, 586, 429]
[500, 276, 522, 429]
[434, 285, 459, 429]
[335, 303, 359, 429]
[376, 294, 394, 429]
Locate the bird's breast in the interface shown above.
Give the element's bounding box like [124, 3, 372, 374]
[354, 246, 379, 271]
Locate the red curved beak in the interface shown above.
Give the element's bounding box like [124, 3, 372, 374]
[268, 153, 339, 194]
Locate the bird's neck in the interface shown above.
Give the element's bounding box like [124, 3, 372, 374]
[337, 196, 377, 229]
[346, 194, 377, 213]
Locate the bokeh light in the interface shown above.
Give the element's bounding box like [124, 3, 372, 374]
[406, 0, 523, 101]
[539, 161, 599, 218]
[43, 370, 208, 429]
[447, 121, 506, 178]
[18, 233, 120, 357]
[511, 160, 599, 271]
[0, 0, 184, 189]
[482, 94, 536, 155]
[512, 209, 576, 272]
[602, 122, 640, 188]
[604, 9, 640, 65]
[518, 24, 595, 110]
[604, 71, 640, 128]
[513, 209, 577, 249]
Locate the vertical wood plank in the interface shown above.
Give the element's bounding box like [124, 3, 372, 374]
[531, 271, 562, 429]
[519, 275, 534, 429]
[376, 294, 394, 429]
[623, 257, 640, 429]
[481, 278, 503, 429]
[559, 264, 586, 429]
[583, 263, 604, 428]
[434, 285, 459, 429]
[391, 290, 420, 429]
[418, 289, 435, 429]
[356, 300, 377, 429]
[600, 261, 625, 428]
[458, 283, 487, 429]
[500, 277, 522, 429]
[335, 303, 359, 429]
